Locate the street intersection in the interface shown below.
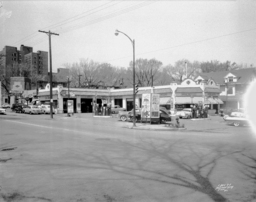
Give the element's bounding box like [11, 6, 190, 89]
[0, 112, 256, 202]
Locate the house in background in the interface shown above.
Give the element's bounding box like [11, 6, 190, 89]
[195, 68, 256, 110]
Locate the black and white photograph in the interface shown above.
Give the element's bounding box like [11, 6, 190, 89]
[1, 0, 256, 201]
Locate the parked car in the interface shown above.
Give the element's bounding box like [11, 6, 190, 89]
[223, 115, 248, 127]
[0, 107, 7, 115]
[176, 108, 193, 119]
[41, 105, 57, 114]
[118, 108, 141, 122]
[111, 105, 126, 114]
[23, 105, 42, 114]
[1, 103, 10, 108]
[11, 103, 23, 112]
[128, 107, 172, 124]
[220, 108, 244, 117]
[15, 105, 30, 113]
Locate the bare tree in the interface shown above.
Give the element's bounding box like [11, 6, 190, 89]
[0, 62, 45, 96]
[128, 58, 162, 87]
[164, 59, 201, 83]
[65, 59, 125, 88]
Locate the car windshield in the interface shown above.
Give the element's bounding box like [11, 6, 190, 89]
[32, 106, 38, 108]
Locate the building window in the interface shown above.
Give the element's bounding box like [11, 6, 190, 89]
[227, 87, 233, 95]
[228, 77, 233, 82]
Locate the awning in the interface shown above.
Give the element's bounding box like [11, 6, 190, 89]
[205, 87, 220, 93]
[160, 97, 171, 105]
[175, 97, 192, 104]
[205, 97, 218, 104]
[191, 97, 203, 103]
[214, 98, 224, 104]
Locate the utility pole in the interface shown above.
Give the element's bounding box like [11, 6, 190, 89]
[38, 30, 59, 119]
[67, 76, 71, 117]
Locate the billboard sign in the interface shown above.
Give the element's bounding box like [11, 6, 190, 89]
[151, 94, 160, 118]
[10, 77, 25, 94]
[67, 100, 74, 114]
[141, 94, 151, 119]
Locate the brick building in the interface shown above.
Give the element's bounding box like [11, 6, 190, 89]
[0, 45, 48, 104]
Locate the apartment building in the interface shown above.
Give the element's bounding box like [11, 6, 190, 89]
[0, 45, 48, 104]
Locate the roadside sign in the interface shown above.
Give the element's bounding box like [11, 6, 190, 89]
[151, 94, 160, 118]
[68, 100, 74, 114]
[141, 94, 151, 118]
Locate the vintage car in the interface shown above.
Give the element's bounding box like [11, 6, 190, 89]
[15, 105, 30, 113]
[223, 111, 248, 127]
[23, 105, 42, 114]
[41, 105, 57, 114]
[176, 108, 193, 119]
[126, 107, 172, 124]
[1, 103, 10, 108]
[111, 105, 126, 114]
[0, 107, 7, 115]
[118, 108, 141, 122]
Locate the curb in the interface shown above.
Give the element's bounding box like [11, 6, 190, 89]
[123, 126, 187, 131]
[191, 118, 211, 121]
[93, 116, 112, 118]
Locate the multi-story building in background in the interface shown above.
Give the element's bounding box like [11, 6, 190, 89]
[0, 44, 48, 77]
[0, 45, 48, 104]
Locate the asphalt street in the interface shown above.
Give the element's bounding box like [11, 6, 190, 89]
[0, 112, 256, 202]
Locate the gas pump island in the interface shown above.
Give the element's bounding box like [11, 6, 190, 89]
[93, 99, 111, 116]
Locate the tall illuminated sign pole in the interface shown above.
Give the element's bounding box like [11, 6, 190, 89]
[115, 29, 136, 127]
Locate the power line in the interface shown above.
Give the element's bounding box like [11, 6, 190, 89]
[106, 27, 256, 64]
[19, 1, 153, 49]
[43, 1, 121, 31]
[58, 1, 154, 35]
[12, 1, 119, 45]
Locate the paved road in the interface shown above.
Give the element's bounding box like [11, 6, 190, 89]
[0, 112, 256, 202]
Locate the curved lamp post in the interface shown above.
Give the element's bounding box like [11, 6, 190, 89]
[115, 29, 136, 127]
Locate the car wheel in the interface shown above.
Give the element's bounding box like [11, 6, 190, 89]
[160, 118, 165, 124]
[120, 115, 127, 122]
[234, 122, 240, 127]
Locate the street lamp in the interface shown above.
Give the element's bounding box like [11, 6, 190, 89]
[115, 29, 136, 127]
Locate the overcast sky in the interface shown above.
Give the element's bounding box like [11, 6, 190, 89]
[1, 0, 256, 72]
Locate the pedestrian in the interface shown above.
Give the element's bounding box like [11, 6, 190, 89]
[199, 106, 203, 118]
[192, 105, 196, 118]
[195, 105, 199, 118]
[204, 105, 208, 118]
